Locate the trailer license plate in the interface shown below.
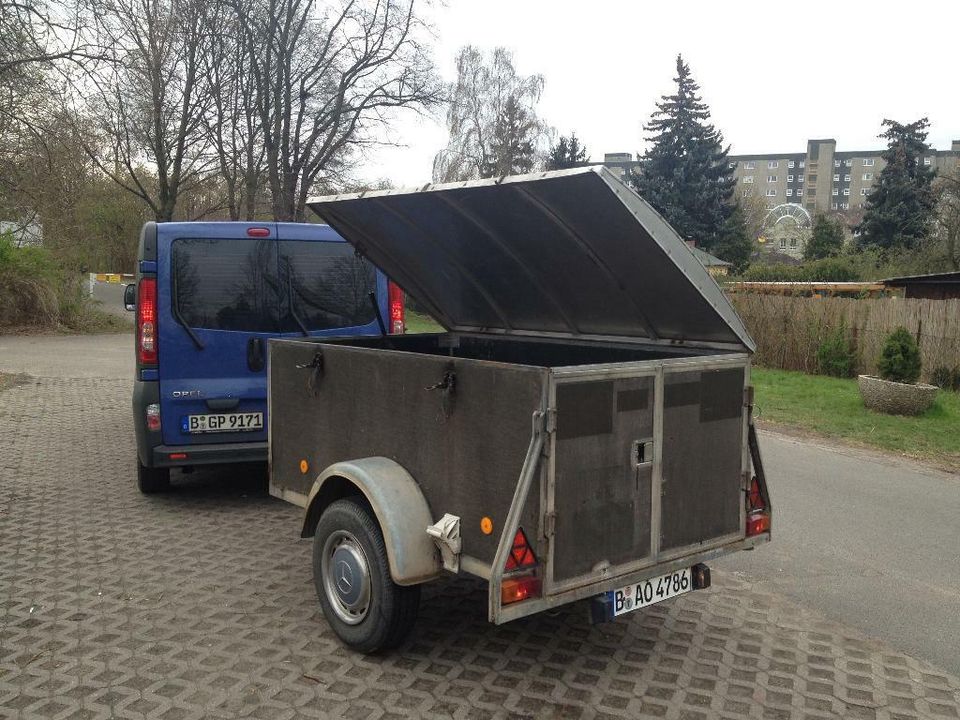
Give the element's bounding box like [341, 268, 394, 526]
[608, 568, 692, 617]
[185, 412, 263, 433]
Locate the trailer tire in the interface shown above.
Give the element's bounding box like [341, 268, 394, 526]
[313, 498, 420, 653]
[137, 460, 170, 494]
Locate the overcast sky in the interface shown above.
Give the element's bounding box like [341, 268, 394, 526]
[359, 0, 960, 187]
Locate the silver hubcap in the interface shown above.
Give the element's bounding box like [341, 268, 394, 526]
[321, 530, 371, 625]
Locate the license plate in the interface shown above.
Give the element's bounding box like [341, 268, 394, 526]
[608, 568, 692, 617]
[184, 412, 263, 433]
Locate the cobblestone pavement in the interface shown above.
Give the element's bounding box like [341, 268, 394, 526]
[1, 376, 959, 719]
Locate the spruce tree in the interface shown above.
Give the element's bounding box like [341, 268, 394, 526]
[631, 55, 736, 251]
[804, 213, 845, 260]
[546, 132, 588, 170]
[857, 118, 937, 252]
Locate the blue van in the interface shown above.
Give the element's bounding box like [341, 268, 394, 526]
[127, 221, 403, 493]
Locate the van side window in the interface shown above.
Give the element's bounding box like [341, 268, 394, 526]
[280, 241, 376, 331]
[171, 238, 279, 331]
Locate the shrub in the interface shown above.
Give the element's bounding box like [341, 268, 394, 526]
[816, 323, 857, 378]
[877, 327, 921, 384]
[931, 366, 954, 390]
[740, 256, 861, 283]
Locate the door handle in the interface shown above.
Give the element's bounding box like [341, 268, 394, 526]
[247, 337, 265, 372]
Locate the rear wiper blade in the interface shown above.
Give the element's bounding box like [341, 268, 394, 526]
[287, 277, 309, 336]
[171, 271, 204, 350]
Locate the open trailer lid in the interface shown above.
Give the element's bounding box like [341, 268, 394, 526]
[308, 166, 755, 352]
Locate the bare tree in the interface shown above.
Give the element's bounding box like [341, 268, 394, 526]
[931, 169, 960, 270]
[433, 46, 549, 182]
[233, 0, 440, 222]
[79, 0, 215, 221]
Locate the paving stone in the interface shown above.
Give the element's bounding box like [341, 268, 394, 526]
[1, 377, 959, 719]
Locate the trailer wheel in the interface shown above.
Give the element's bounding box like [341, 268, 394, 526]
[137, 460, 170, 494]
[313, 498, 420, 653]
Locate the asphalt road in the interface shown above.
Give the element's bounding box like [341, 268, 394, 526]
[1, 332, 958, 676]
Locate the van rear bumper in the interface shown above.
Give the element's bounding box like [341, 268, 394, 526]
[152, 442, 268, 467]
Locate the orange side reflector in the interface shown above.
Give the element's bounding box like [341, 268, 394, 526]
[501, 573, 541, 605]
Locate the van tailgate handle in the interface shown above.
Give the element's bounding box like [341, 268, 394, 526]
[247, 337, 265, 372]
[206, 397, 240, 411]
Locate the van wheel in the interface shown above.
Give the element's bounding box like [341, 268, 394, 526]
[313, 498, 420, 653]
[137, 460, 170, 494]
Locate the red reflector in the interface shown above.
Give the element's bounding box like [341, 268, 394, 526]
[504, 528, 537, 571]
[246, 227, 270, 237]
[501, 573, 541, 605]
[748, 477, 764, 512]
[169, 452, 188, 460]
[137, 278, 158, 364]
[387, 280, 405, 334]
[746, 511, 770, 536]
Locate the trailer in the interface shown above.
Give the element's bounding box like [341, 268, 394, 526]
[268, 167, 772, 653]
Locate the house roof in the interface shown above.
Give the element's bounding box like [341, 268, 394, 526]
[883, 271, 960, 286]
[689, 246, 732, 267]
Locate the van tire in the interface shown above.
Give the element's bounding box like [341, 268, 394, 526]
[313, 498, 420, 653]
[137, 460, 170, 494]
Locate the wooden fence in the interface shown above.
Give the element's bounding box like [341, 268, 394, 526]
[729, 295, 960, 378]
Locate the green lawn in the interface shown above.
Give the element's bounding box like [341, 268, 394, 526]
[405, 310, 443, 334]
[752, 368, 960, 468]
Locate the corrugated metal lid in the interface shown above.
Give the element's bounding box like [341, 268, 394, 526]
[308, 167, 754, 351]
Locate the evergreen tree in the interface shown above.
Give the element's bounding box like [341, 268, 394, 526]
[630, 55, 735, 251]
[712, 202, 753, 273]
[546, 132, 588, 170]
[857, 118, 937, 252]
[484, 95, 538, 177]
[804, 213, 845, 260]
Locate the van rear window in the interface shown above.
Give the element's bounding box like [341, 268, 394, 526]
[279, 241, 376, 332]
[171, 238, 279, 332]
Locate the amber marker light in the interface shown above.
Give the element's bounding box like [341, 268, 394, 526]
[299, 459, 309, 474]
[480, 516, 493, 535]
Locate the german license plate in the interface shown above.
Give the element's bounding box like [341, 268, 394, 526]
[185, 412, 263, 433]
[608, 568, 692, 617]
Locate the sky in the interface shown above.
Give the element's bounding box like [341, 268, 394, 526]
[359, 0, 960, 187]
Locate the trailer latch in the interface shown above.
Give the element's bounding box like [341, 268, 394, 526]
[296, 351, 325, 396]
[426, 513, 461, 573]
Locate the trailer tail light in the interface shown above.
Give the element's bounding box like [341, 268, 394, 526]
[387, 281, 405, 334]
[747, 477, 764, 512]
[137, 278, 158, 364]
[145, 403, 161, 431]
[501, 527, 541, 605]
[745, 475, 771, 537]
[747, 512, 771, 536]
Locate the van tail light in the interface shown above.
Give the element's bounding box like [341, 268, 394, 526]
[137, 278, 158, 365]
[501, 527, 541, 605]
[387, 281, 405, 334]
[145, 403, 161, 431]
[746, 475, 771, 537]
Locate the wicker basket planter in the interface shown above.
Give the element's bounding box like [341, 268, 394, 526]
[857, 375, 938, 416]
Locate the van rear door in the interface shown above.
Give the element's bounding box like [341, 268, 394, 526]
[276, 223, 385, 339]
[157, 224, 279, 448]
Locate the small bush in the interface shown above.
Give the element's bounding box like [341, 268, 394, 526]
[740, 256, 861, 283]
[931, 366, 954, 390]
[816, 323, 858, 378]
[877, 327, 922, 384]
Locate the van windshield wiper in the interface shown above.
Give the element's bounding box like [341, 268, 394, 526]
[286, 276, 309, 337]
[171, 271, 204, 350]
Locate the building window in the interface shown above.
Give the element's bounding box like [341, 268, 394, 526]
[844, 175, 851, 182]
[765, 189, 777, 197]
[743, 176, 754, 183]
[833, 174, 840, 182]
[788, 160, 795, 169]
[841, 202, 849, 210]
[744, 161, 755, 169]
[779, 238, 787, 249]
[728, 162, 736, 169]
[924, 157, 932, 166]
[790, 237, 798, 248]
[832, 188, 839, 196]
[767, 175, 777, 183]
[834, 160, 841, 168]
[787, 175, 794, 182]
[831, 202, 839, 210]
[845, 159, 852, 167]
[797, 174, 804, 183]
[799, 160, 805, 168]
[843, 188, 850, 196]
[862, 173, 873, 181]
[863, 158, 875, 166]
[768, 160, 778, 169]
[742, 189, 750, 197]
[861, 188, 869, 195]
[808, 188, 816, 197]
[786, 188, 793, 197]
[796, 189, 804, 196]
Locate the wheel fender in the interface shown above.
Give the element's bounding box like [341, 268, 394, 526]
[301, 457, 441, 586]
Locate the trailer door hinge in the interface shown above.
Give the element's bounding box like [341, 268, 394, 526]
[544, 511, 557, 538]
[744, 385, 755, 408]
